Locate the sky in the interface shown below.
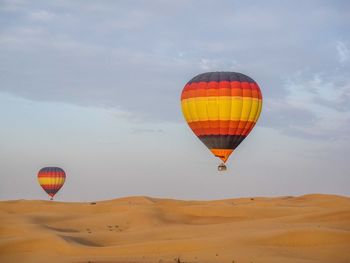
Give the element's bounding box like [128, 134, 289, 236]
[0, 0, 349, 201]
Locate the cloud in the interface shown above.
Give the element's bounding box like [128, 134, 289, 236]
[131, 128, 164, 134]
[264, 70, 350, 140]
[28, 10, 56, 22]
[336, 41, 349, 63]
[198, 58, 240, 71]
[0, 0, 349, 140]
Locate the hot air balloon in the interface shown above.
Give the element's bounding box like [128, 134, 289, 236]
[181, 72, 263, 171]
[37, 167, 66, 200]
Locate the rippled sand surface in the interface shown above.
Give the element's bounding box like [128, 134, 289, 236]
[1, 194, 349, 263]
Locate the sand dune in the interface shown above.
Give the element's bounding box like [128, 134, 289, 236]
[0, 194, 349, 263]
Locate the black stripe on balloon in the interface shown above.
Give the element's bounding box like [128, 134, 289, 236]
[187, 72, 256, 84]
[44, 189, 60, 194]
[39, 167, 65, 173]
[198, 135, 247, 150]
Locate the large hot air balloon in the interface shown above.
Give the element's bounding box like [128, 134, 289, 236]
[181, 72, 263, 171]
[37, 167, 66, 200]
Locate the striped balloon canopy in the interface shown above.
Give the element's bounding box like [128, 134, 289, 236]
[181, 72, 263, 168]
[37, 167, 66, 200]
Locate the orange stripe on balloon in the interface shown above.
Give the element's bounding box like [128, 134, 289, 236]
[181, 82, 261, 100]
[39, 184, 64, 189]
[210, 149, 233, 163]
[188, 120, 256, 136]
[38, 172, 65, 178]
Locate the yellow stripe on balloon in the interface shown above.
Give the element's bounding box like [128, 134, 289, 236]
[38, 177, 65, 185]
[251, 97, 263, 124]
[181, 97, 262, 122]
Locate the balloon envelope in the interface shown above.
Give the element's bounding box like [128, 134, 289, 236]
[181, 72, 263, 163]
[37, 167, 66, 199]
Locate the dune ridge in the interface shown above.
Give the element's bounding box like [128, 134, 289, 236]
[0, 194, 349, 263]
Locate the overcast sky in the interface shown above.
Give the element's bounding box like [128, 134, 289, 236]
[0, 0, 349, 201]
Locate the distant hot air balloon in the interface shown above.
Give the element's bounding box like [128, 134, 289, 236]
[181, 72, 263, 171]
[37, 167, 66, 200]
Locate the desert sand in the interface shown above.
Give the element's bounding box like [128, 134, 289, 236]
[0, 194, 349, 263]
